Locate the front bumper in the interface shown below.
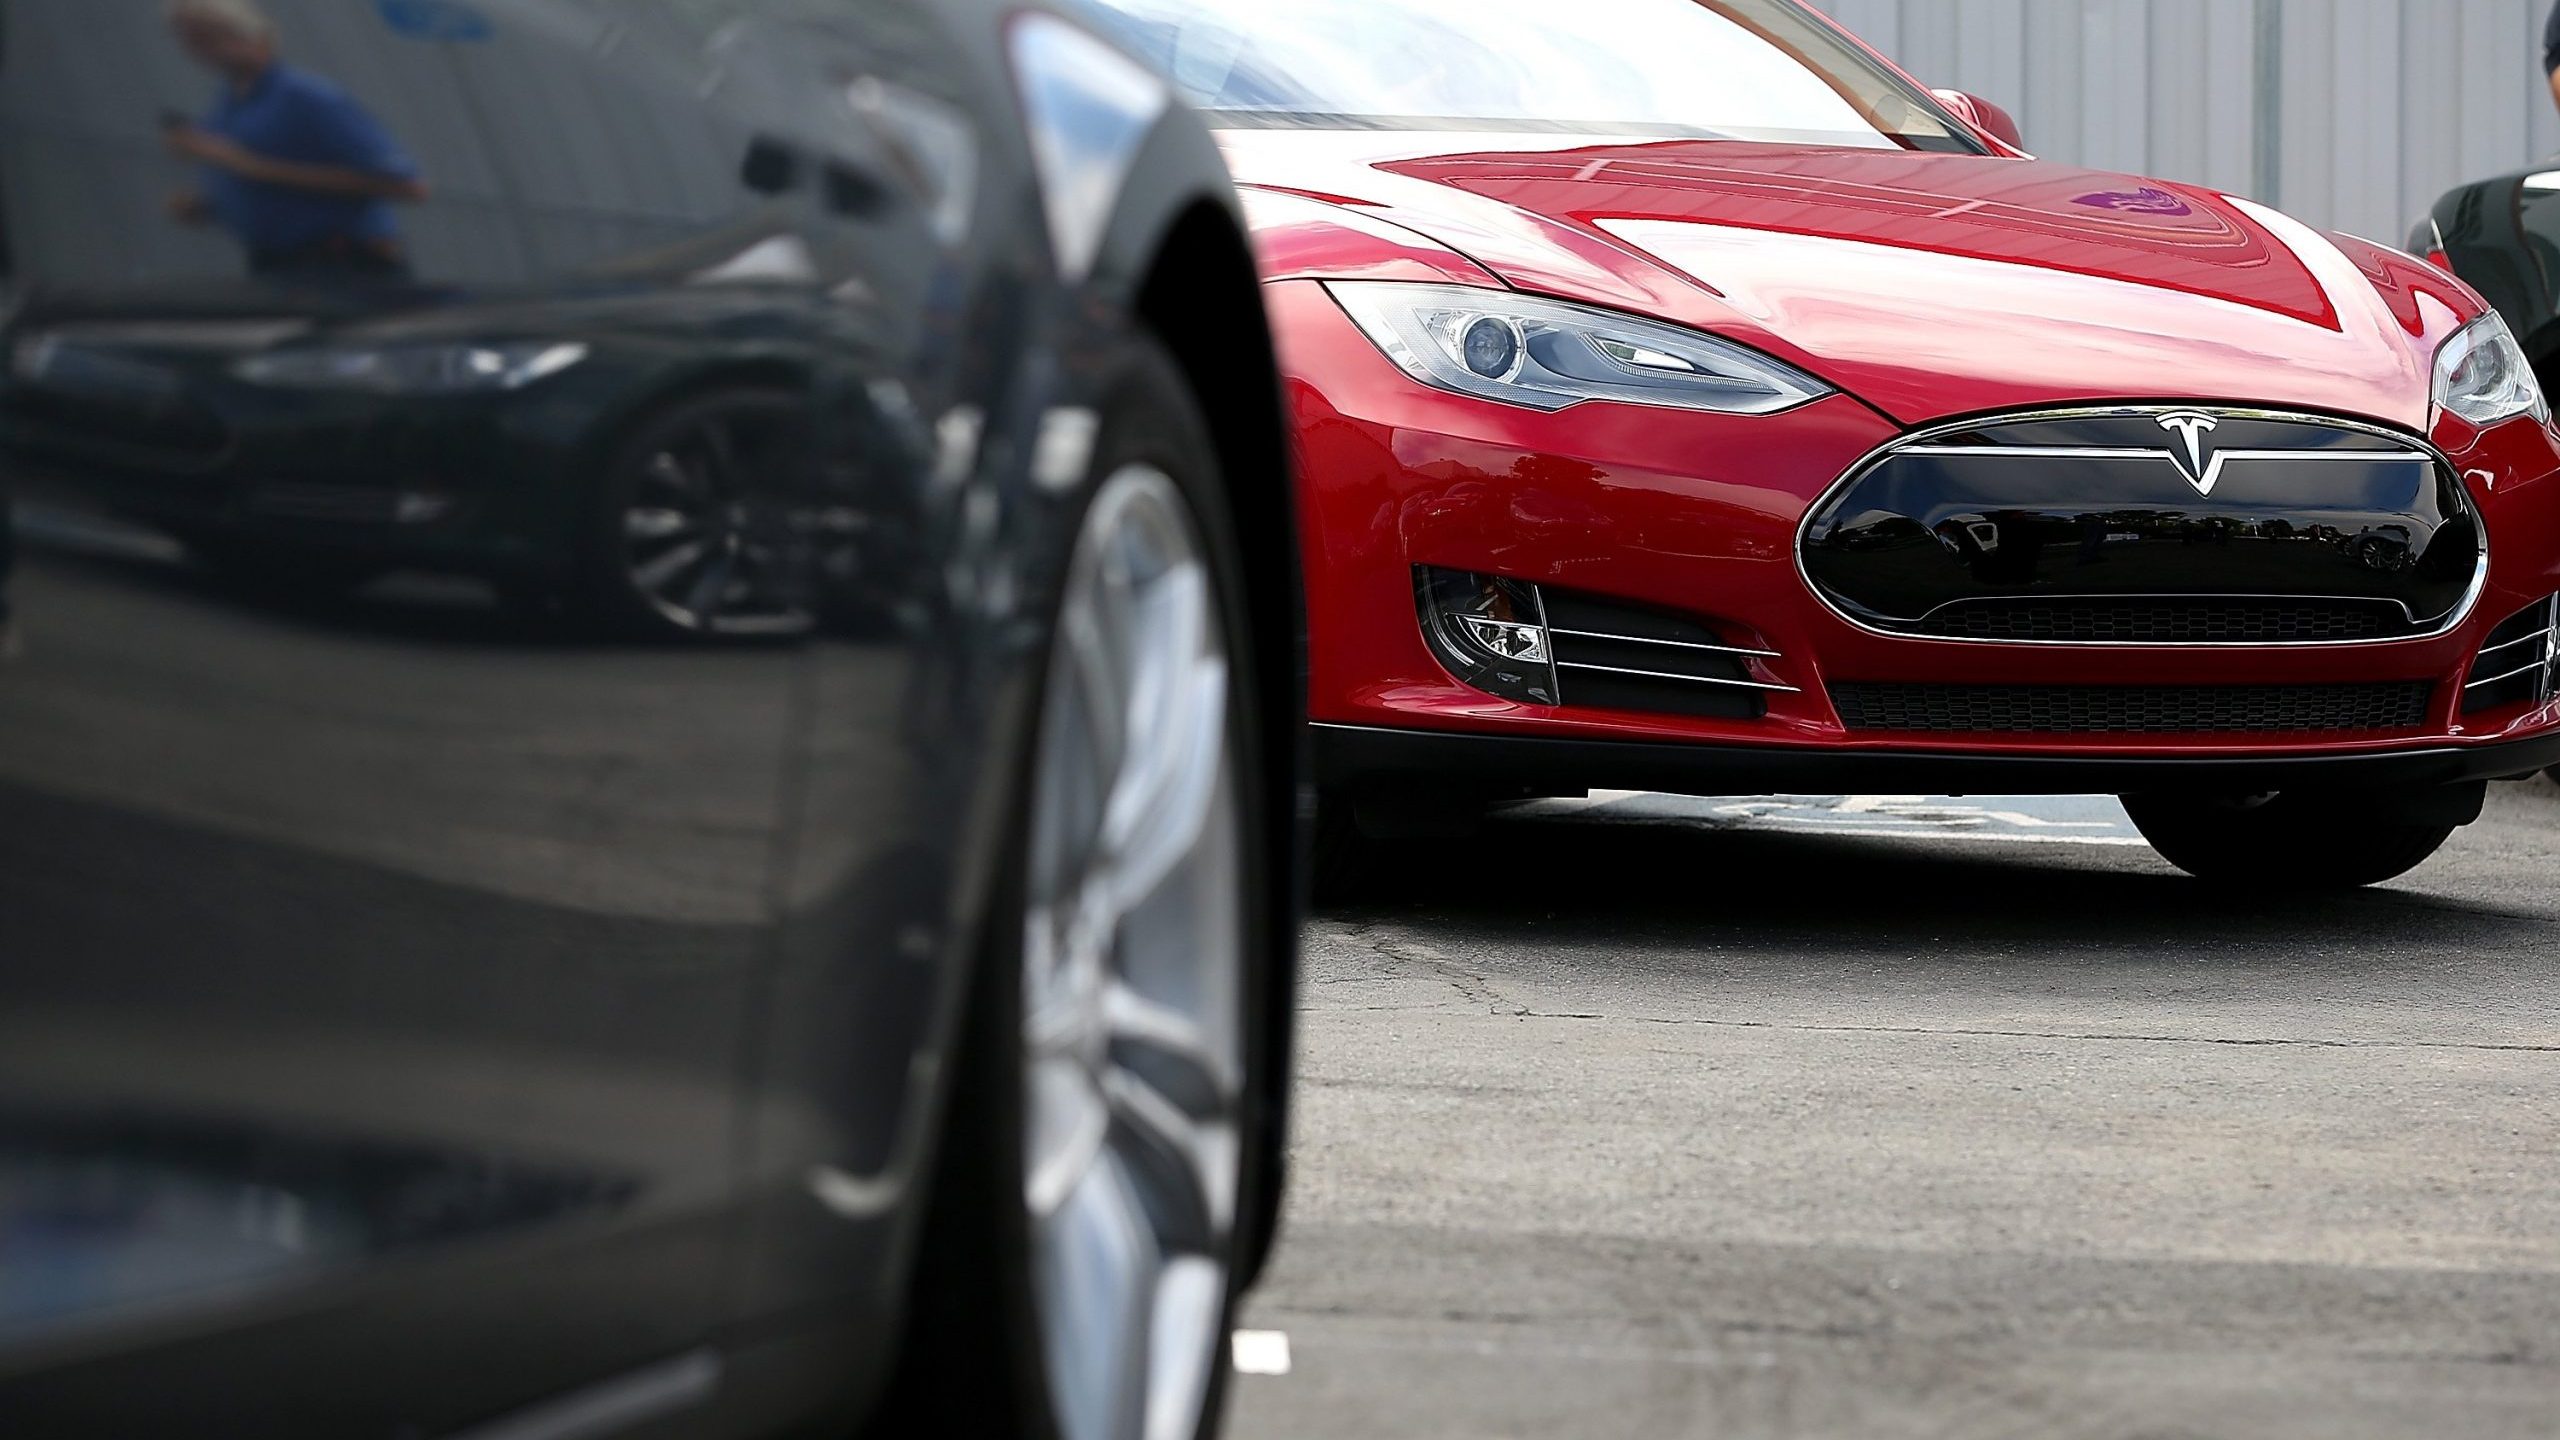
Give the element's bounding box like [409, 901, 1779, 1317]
[1274, 278, 2560, 776]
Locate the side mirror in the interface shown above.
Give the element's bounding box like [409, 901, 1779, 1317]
[1931, 89, 2024, 152]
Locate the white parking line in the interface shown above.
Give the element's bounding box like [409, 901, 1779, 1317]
[1231, 1329, 1292, 1376]
[1727, 825, 2152, 847]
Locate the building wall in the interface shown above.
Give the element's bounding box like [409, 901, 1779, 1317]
[1810, 0, 2560, 244]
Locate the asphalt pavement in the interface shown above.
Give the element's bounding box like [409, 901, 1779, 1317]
[1228, 782, 2560, 1440]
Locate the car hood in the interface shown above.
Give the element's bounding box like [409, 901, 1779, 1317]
[1223, 131, 2474, 431]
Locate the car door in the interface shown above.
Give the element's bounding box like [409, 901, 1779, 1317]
[0, 0, 926, 1430]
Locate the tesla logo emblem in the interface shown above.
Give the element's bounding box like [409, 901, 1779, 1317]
[2157, 411, 2223, 494]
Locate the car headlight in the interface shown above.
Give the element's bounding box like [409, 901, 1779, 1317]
[2432, 312, 2547, 428]
[1327, 282, 1829, 416]
[233, 341, 589, 395]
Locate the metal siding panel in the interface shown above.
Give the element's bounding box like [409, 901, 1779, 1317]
[2022, 1, 2087, 163]
[2278, 0, 2335, 230]
[2081, 0, 2152, 174]
[1950, 0, 2028, 112]
[1811, 0, 2560, 237]
[2202, 1, 2259, 194]
[2397, 0, 2459, 243]
[2148, 0, 2212, 189]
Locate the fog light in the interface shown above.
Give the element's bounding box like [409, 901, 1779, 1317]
[1460, 615, 1548, 663]
[1415, 566, 1558, 706]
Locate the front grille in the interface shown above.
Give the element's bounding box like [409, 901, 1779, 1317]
[1800, 406, 2482, 646]
[2462, 597, 2559, 715]
[1830, 682, 2435, 735]
[1922, 597, 2408, 644]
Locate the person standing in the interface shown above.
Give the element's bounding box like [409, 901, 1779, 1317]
[2547, 0, 2560, 118]
[161, 0, 428, 279]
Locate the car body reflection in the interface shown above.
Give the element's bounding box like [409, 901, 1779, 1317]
[1, 195, 918, 638]
[0, 1, 1299, 1435]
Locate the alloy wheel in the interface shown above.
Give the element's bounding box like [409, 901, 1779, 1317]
[618, 401, 813, 636]
[1021, 462, 1246, 1440]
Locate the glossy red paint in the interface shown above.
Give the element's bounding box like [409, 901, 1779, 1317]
[1930, 89, 2025, 152]
[1228, 130, 2482, 429]
[1239, 114, 2560, 773]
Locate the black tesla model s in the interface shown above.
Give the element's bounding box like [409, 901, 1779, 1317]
[2415, 164, 2560, 784]
[0, 2, 1301, 1438]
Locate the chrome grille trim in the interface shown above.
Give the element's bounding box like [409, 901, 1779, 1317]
[1546, 626, 1780, 659]
[2462, 595, 2559, 710]
[1795, 404, 2490, 650]
[1554, 658, 1800, 694]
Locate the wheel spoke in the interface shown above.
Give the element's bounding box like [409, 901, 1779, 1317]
[1103, 646, 1228, 917]
[683, 547, 737, 620]
[1102, 1051, 1237, 1254]
[630, 538, 708, 595]
[1063, 593, 1129, 804]
[1105, 980, 1234, 1107]
[697, 417, 743, 495]
[1145, 1258, 1225, 1440]
[644, 449, 706, 498]
[624, 506, 698, 541]
[1026, 1051, 1109, 1219]
[1037, 1157, 1160, 1440]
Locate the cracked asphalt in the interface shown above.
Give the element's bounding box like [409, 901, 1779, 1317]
[1225, 782, 2560, 1440]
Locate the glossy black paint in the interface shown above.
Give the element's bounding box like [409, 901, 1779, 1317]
[1802, 413, 2483, 637]
[0, 2, 1296, 1436]
[2419, 164, 2560, 383]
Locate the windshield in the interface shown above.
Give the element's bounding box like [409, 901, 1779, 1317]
[1065, 0, 1978, 151]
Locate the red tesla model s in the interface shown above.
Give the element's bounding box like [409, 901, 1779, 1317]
[1077, 0, 2560, 888]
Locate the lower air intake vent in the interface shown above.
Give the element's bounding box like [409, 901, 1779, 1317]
[1539, 589, 1781, 720]
[2462, 597, 2559, 716]
[1921, 597, 2408, 644]
[1830, 682, 2434, 735]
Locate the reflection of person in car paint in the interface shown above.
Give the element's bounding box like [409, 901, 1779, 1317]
[161, 0, 428, 279]
[2547, 1, 2560, 118]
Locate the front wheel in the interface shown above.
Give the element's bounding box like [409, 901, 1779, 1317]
[2120, 786, 2479, 889]
[878, 341, 1271, 1440]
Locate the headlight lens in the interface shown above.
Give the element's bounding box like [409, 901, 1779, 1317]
[234, 340, 589, 395]
[2432, 312, 2547, 428]
[1327, 282, 1829, 416]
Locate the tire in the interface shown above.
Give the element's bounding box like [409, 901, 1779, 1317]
[583, 386, 818, 640]
[876, 339, 1272, 1440]
[2120, 789, 2466, 889]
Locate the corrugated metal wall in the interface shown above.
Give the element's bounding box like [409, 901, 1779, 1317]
[1808, 0, 2560, 244]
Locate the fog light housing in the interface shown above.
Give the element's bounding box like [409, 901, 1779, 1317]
[1415, 567, 1558, 705]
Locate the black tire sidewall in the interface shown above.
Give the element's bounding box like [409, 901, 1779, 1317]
[2121, 791, 2457, 889]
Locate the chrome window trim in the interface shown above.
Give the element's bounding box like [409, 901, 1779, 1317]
[1793, 404, 2492, 650]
